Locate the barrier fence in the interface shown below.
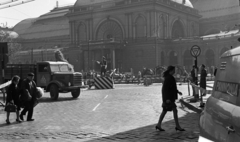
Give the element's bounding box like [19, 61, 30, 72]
[185, 81, 214, 108]
[0, 81, 11, 106]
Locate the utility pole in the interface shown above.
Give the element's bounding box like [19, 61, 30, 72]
[88, 40, 90, 71]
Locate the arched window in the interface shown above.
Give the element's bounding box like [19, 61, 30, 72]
[172, 20, 185, 38]
[135, 16, 145, 38]
[78, 23, 87, 42]
[96, 20, 123, 40]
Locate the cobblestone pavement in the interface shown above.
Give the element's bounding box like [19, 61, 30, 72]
[0, 83, 206, 142]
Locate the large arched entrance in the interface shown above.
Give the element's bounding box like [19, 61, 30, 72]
[169, 51, 178, 65]
[171, 20, 185, 38]
[205, 49, 215, 67]
[90, 20, 124, 71]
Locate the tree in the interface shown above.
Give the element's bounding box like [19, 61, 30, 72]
[0, 29, 22, 64]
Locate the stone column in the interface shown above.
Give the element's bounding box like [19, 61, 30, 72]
[73, 21, 76, 47]
[112, 49, 116, 69]
[70, 21, 73, 45]
[166, 14, 169, 38]
[125, 13, 129, 38]
[89, 19, 93, 40]
[146, 10, 150, 37]
[129, 13, 133, 38]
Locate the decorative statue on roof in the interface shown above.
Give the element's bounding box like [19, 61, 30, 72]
[55, 50, 74, 72]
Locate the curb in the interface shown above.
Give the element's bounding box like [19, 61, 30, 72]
[179, 95, 211, 114]
[179, 99, 203, 114]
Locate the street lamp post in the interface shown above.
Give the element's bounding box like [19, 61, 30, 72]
[88, 40, 90, 71]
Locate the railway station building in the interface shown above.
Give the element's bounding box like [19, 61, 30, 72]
[13, 0, 240, 74]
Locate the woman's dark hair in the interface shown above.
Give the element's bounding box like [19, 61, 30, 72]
[11, 75, 20, 82]
[163, 66, 175, 77]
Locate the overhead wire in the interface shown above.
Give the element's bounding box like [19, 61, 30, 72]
[0, 0, 19, 6]
[12, 7, 33, 17]
[0, 0, 35, 10]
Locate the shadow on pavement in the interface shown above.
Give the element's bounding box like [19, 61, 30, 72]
[38, 96, 79, 103]
[85, 112, 200, 142]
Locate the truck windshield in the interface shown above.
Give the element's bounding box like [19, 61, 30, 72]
[50, 64, 72, 72]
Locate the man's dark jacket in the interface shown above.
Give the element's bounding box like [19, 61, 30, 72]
[21, 78, 37, 101]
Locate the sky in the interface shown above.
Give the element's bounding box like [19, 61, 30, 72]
[0, 0, 77, 28]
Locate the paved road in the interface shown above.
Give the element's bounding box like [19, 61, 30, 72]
[0, 83, 200, 142]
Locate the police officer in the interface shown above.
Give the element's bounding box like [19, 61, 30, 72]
[100, 56, 107, 77]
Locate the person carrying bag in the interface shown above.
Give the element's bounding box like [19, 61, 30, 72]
[155, 66, 185, 132]
[19, 73, 37, 122]
[5, 75, 22, 124]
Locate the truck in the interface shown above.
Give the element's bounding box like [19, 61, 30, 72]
[4, 61, 83, 100]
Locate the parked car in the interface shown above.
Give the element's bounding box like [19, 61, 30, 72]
[199, 47, 240, 142]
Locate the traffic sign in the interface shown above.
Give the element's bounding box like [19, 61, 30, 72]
[190, 45, 201, 57]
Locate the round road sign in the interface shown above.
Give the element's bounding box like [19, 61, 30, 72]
[190, 45, 201, 57]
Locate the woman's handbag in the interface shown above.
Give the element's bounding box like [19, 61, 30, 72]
[5, 103, 17, 112]
[162, 102, 173, 111]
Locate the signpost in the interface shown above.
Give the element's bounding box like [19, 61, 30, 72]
[190, 45, 204, 107]
[190, 45, 201, 83]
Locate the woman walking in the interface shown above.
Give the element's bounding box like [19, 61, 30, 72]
[156, 66, 185, 131]
[5, 75, 22, 124]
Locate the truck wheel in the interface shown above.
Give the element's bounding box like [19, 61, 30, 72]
[50, 84, 59, 100]
[71, 88, 81, 98]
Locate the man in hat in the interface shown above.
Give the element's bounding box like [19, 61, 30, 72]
[19, 72, 37, 121]
[100, 56, 107, 76]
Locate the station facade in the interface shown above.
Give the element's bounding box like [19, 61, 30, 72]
[13, 0, 240, 74]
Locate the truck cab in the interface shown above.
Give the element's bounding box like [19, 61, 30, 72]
[199, 47, 240, 142]
[5, 61, 83, 100]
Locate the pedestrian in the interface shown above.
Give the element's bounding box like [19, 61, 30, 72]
[156, 66, 185, 131]
[214, 67, 217, 76]
[100, 56, 107, 77]
[190, 65, 198, 97]
[190, 65, 198, 85]
[19, 73, 37, 121]
[137, 71, 142, 85]
[5, 75, 22, 124]
[200, 64, 207, 96]
[182, 66, 189, 82]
